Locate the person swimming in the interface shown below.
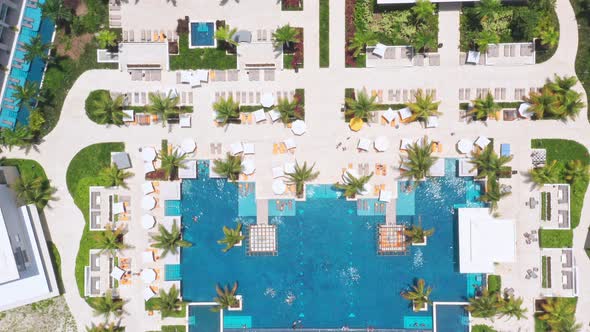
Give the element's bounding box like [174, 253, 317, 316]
[193, 216, 198, 223]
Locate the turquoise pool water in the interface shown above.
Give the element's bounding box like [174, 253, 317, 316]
[466, 273, 484, 298]
[404, 316, 433, 329]
[164, 264, 182, 281]
[190, 22, 215, 47]
[188, 304, 221, 332]
[238, 183, 256, 217]
[181, 160, 482, 329]
[165, 200, 181, 216]
[268, 199, 296, 217]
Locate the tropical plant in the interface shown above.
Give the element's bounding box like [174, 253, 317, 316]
[212, 153, 243, 181]
[150, 220, 192, 258]
[155, 285, 184, 318]
[97, 225, 130, 256]
[100, 163, 133, 189]
[272, 24, 300, 48]
[525, 87, 558, 119]
[90, 290, 126, 321]
[28, 108, 45, 133]
[345, 89, 377, 120]
[554, 90, 584, 120]
[13, 81, 40, 107]
[480, 179, 510, 211]
[497, 295, 527, 320]
[401, 137, 437, 181]
[276, 97, 301, 124]
[11, 176, 57, 209]
[23, 35, 51, 62]
[401, 278, 432, 311]
[213, 282, 239, 312]
[97, 30, 118, 49]
[476, 30, 500, 52]
[285, 161, 319, 198]
[412, 29, 437, 53]
[556, 318, 583, 332]
[88, 92, 126, 125]
[214, 25, 238, 46]
[467, 288, 502, 318]
[529, 160, 559, 186]
[158, 148, 187, 180]
[467, 93, 500, 121]
[0, 125, 35, 151]
[547, 75, 577, 94]
[404, 222, 434, 244]
[469, 145, 513, 179]
[406, 89, 441, 123]
[474, 0, 502, 21]
[85, 322, 125, 332]
[213, 96, 240, 125]
[564, 160, 589, 184]
[334, 172, 373, 199]
[41, 0, 73, 27]
[412, 0, 435, 22]
[217, 223, 245, 252]
[148, 93, 181, 127]
[539, 27, 559, 49]
[347, 30, 377, 57]
[537, 298, 577, 330]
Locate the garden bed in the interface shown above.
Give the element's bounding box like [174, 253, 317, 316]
[145, 298, 187, 318]
[539, 229, 573, 248]
[569, 0, 590, 122]
[282, 0, 303, 11]
[170, 33, 237, 70]
[343, 88, 405, 121]
[283, 28, 304, 70]
[487, 274, 501, 294]
[320, 0, 330, 67]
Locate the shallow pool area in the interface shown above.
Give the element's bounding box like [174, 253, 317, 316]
[189, 22, 215, 48]
[181, 160, 483, 329]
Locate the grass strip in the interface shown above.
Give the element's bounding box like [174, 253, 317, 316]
[319, 0, 330, 68]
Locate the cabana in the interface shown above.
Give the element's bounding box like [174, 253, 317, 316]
[179, 160, 197, 179]
[458, 158, 477, 177]
[379, 190, 393, 202]
[112, 152, 132, 170]
[358, 138, 371, 151]
[426, 116, 439, 128]
[110, 266, 125, 280]
[457, 139, 473, 154]
[430, 158, 445, 177]
[122, 110, 134, 123]
[243, 143, 255, 155]
[268, 109, 281, 122]
[466, 51, 480, 64]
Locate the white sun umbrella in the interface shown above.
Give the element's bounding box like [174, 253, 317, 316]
[181, 139, 196, 153]
[230, 142, 244, 155]
[142, 196, 156, 210]
[261, 93, 275, 108]
[379, 190, 393, 202]
[284, 161, 296, 174]
[357, 138, 371, 151]
[382, 108, 397, 123]
[474, 136, 491, 149]
[141, 269, 157, 283]
[457, 139, 474, 154]
[272, 179, 287, 195]
[142, 147, 157, 162]
[142, 182, 154, 195]
[343, 168, 359, 182]
[241, 159, 256, 175]
[167, 87, 178, 99]
[110, 266, 125, 280]
[142, 251, 155, 263]
[374, 136, 390, 152]
[142, 214, 156, 229]
[291, 120, 307, 135]
[143, 287, 156, 301]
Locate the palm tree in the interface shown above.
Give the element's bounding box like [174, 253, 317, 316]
[404, 222, 434, 244]
[217, 223, 245, 252]
[213, 96, 240, 125]
[540, 27, 559, 49]
[466, 288, 502, 318]
[155, 285, 184, 318]
[547, 75, 577, 94]
[285, 161, 319, 198]
[86, 322, 125, 332]
[148, 93, 180, 127]
[272, 24, 300, 49]
[90, 92, 125, 125]
[480, 179, 510, 212]
[557, 318, 583, 332]
[347, 30, 377, 57]
[11, 176, 57, 209]
[529, 160, 559, 186]
[23, 35, 50, 63]
[334, 172, 373, 199]
[97, 29, 118, 49]
[401, 137, 437, 181]
[538, 297, 577, 330]
[401, 279, 432, 311]
[1, 125, 35, 151]
[564, 160, 589, 183]
[13, 81, 39, 107]
[554, 89, 584, 120]
[345, 89, 377, 120]
[276, 97, 301, 124]
[412, 0, 435, 22]
[469, 145, 513, 179]
[100, 163, 133, 189]
[525, 87, 558, 119]
[91, 290, 126, 321]
[498, 295, 527, 320]
[407, 89, 441, 123]
[474, 0, 502, 21]
[412, 29, 437, 53]
[214, 25, 238, 47]
[150, 220, 192, 258]
[158, 148, 187, 180]
[467, 93, 500, 121]
[41, 0, 73, 27]
[97, 225, 130, 256]
[476, 30, 500, 52]
[213, 282, 239, 312]
[28, 108, 46, 134]
[212, 153, 243, 181]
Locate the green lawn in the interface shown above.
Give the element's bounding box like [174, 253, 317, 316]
[570, 0, 590, 122]
[541, 256, 548, 288]
[319, 0, 330, 68]
[0, 159, 47, 180]
[47, 241, 65, 294]
[539, 229, 573, 248]
[487, 275, 501, 294]
[170, 34, 237, 70]
[66, 143, 125, 297]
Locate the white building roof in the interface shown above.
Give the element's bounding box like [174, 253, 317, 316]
[0, 209, 19, 284]
[458, 208, 516, 273]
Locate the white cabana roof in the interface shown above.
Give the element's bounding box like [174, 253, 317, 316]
[358, 138, 371, 151]
[458, 208, 516, 273]
[142, 182, 154, 195]
[142, 147, 157, 162]
[241, 159, 256, 175]
[291, 120, 307, 135]
[400, 138, 412, 150]
[261, 93, 275, 108]
[398, 107, 412, 120]
[142, 214, 156, 229]
[253, 109, 266, 122]
[518, 102, 533, 118]
[457, 139, 473, 154]
[268, 109, 281, 122]
[180, 71, 191, 83]
[181, 139, 196, 153]
[141, 269, 157, 283]
[283, 138, 296, 150]
[159, 181, 181, 200]
[426, 116, 439, 128]
[179, 159, 197, 179]
[374, 136, 390, 152]
[382, 108, 398, 123]
[379, 190, 393, 202]
[230, 142, 244, 155]
[142, 196, 156, 210]
[272, 179, 286, 195]
[474, 136, 491, 149]
[430, 158, 445, 177]
[372, 43, 387, 58]
[243, 143, 255, 155]
[110, 266, 125, 280]
[142, 251, 155, 263]
[143, 287, 156, 301]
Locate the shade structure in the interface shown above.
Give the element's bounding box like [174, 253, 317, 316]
[241, 159, 256, 175]
[243, 143, 255, 155]
[110, 266, 125, 280]
[181, 139, 196, 153]
[230, 142, 244, 155]
[349, 117, 364, 131]
[272, 179, 287, 195]
[372, 43, 387, 58]
[400, 138, 412, 150]
[343, 168, 360, 182]
[283, 138, 296, 150]
[291, 120, 307, 135]
[374, 136, 390, 152]
[142, 196, 156, 210]
[426, 116, 439, 128]
[382, 108, 397, 123]
[253, 109, 266, 122]
[357, 138, 371, 151]
[474, 136, 491, 149]
[261, 93, 275, 108]
[457, 139, 474, 154]
[467, 51, 480, 64]
[398, 107, 412, 120]
[142, 182, 154, 195]
[142, 251, 155, 263]
[143, 287, 156, 301]
[141, 269, 157, 283]
[268, 109, 281, 122]
[379, 190, 393, 202]
[142, 214, 156, 229]
[284, 162, 296, 174]
[142, 147, 157, 161]
[112, 202, 125, 215]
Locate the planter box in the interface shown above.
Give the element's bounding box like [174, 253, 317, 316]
[235, 232, 243, 247]
[228, 295, 243, 311]
[413, 301, 428, 312]
[412, 236, 428, 246]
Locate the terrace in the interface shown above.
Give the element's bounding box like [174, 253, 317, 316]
[538, 185, 571, 229]
[540, 249, 578, 298]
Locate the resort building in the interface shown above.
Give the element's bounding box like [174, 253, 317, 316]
[0, 166, 59, 311]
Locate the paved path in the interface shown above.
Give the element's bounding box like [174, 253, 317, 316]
[2, 0, 590, 330]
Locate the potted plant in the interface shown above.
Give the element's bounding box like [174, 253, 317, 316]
[217, 223, 245, 252]
[404, 222, 434, 246]
[401, 278, 432, 312]
[213, 282, 242, 311]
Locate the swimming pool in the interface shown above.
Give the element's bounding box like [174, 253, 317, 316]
[189, 22, 215, 48]
[165, 200, 182, 216]
[434, 304, 469, 332]
[181, 160, 482, 329]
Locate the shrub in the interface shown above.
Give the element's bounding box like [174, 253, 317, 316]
[487, 275, 501, 294]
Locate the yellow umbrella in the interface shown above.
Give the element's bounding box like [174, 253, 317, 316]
[349, 117, 364, 131]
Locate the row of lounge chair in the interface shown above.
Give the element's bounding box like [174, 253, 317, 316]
[487, 44, 534, 58]
[247, 69, 276, 81]
[214, 90, 294, 105]
[112, 90, 193, 107]
[363, 88, 437, 104]
[209, 70, 240, 82]
[458, 87, 543, 101]
[130, 69, 161, 81]
[121, 29, 178, 43]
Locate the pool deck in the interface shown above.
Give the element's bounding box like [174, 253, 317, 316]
[1, 0, 589, 331]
